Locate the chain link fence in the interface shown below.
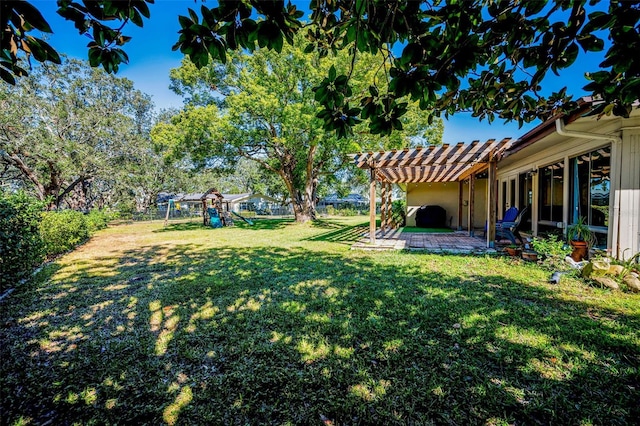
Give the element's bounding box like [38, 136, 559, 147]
[124, 206, 294, 222]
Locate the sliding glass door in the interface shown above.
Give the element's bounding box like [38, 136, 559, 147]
[570, 146, 610, 246]
[538, 160, 564, 229]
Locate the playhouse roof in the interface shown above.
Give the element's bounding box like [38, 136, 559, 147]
[351, 138, 514, 183]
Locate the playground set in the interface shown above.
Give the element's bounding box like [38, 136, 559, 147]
[164, 187, 253, 228]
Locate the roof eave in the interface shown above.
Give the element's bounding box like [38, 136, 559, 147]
[502, 98, 595, 159]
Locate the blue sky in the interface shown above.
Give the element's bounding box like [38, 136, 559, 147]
[32, 0, 607, 144]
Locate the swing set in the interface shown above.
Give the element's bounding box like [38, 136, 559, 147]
[164, 187, 253, 227]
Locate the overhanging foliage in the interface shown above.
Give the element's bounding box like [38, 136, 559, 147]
[2, 1, 639, 136]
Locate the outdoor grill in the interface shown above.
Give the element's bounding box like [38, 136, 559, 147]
[415, 205, 447, 228]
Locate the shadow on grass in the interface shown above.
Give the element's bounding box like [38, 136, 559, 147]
[154, 222, 207, 233]
[2, 244, 639, 425]
[236, 218, 295, 230]
[305, 220, 369, 244]
[155, 218, 295, 234]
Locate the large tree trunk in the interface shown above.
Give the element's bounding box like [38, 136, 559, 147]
[246, 146, 319, 223]
[291, 191, 316, 223]
[62, 179, 92, 211]
[280, 168, 317, 223]
[55, 176, 88, 209]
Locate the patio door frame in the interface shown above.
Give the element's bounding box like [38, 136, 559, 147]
[499, 175, 518, 219]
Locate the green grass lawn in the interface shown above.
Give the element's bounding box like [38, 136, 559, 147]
[401, 226, 454, 233]
[2, 217, 639, 425]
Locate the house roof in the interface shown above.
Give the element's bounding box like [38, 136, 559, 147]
[178, 193, 221, 202]
[220, 193, 251, 202]
[501, 97, 596, 159]
[321, 193, 368, 203]
[177, 187, 222, 202]
[351, 138, 514, 183]
[221, 193, 281, 203]
[174, 191, 283, 204]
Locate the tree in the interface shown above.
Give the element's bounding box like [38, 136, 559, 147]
[0, 59, 160, 210]
[1, 0, 151, 83]
[152, 34, 441, 222]
[214, 158, 288, 200]
[2, 1, 639, 134]
[109, 133, 184, 212]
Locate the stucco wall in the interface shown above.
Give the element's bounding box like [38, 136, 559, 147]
[406, 180, 487, 229]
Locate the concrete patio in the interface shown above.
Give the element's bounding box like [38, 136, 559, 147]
[352, 228, 498, 254]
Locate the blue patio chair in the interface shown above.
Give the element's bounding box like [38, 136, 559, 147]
[495, 206, 528, 244]
[501, 207, 520, 223]
[483, 206, 519, 236]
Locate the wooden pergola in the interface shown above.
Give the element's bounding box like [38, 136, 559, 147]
[351, 138, 515, 247]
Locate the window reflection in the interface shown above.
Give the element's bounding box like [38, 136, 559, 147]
[570, 146, 610, 228]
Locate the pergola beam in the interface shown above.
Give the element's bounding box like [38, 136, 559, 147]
[352, 138, 513, 184]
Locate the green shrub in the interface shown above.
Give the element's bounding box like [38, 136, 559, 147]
[0, 191, 46, 290]
[391, 200, 406, 227]
[40, 210, 89, 257]
[85, 209, 111, 233]
[531, 234, 571, 270]
[325, 205, 335, 215]
[336, 207, 358, 216]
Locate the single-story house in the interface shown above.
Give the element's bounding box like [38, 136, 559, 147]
[352, 99, 640, 260]
[159, 191, 291, 220]
[318, 193, 369, 211]
[176, 192, 289, 215]
[220, 193, 291, 216]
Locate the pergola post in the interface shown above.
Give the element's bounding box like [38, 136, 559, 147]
[385, 183, 392, 231]
[457, 181, 464, 230]
[380, 182, 387, 234]
[369, 167, 377, 244]
[486, 159, 497, 248]
[468, 174, 475, 236]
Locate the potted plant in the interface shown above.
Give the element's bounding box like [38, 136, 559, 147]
[504, 244, 522, 257]
[566, 216, 595, 261]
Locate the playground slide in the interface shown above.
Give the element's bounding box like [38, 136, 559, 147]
[207, 208, 223, 228]
[231, 211, 254, 226]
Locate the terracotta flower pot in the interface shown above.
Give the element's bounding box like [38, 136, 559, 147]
[505, 247, 522, 257]
[522, 251, 538, 261]
[570, 240, 589, 262]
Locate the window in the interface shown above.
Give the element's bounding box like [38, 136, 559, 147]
[539, 160, 564, 222]
[570, 146, 610, 228]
